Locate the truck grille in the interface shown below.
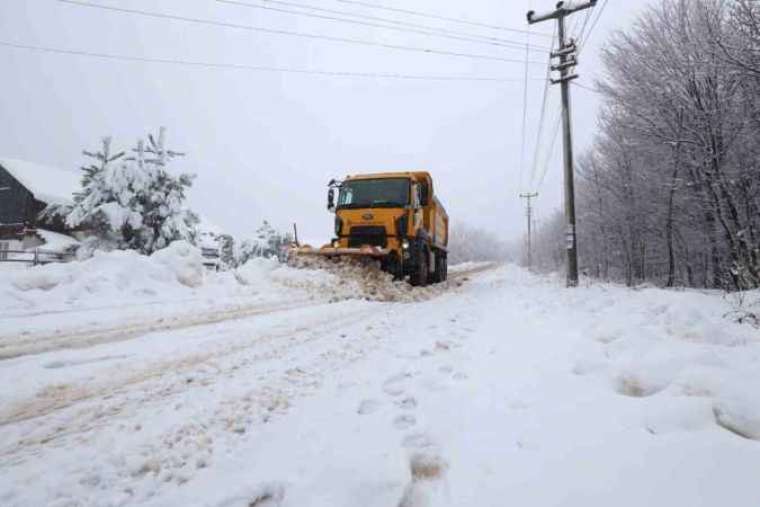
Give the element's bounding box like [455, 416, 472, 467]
[348, 226, 387, 248]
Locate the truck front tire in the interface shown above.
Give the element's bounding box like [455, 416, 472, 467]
[410, 245, 429, 287]
[382, 253, 404, 281]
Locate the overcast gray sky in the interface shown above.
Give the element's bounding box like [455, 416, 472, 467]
[0, 0, 647, 243]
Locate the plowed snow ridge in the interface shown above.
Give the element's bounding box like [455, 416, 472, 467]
[0, 259, 490, 360]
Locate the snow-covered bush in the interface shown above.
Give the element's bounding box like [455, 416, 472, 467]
[50, 129, 198, 255]
[237, 221, 293, 265]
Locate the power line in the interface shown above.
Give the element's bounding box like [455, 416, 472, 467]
[577, 0, 607, 53]
[218, 0, 551, 51]
[571, 80, 599, 93]
[518, 1, 533, 193]
[58, 0, 547, 65]
[334, 0, 554, 38]
[574, 6, 594, 44]
[528, 27, 556, 189]
[0, 40, 547, 82]
[563, 7, 587, 49]
[536, 110, 562, 189]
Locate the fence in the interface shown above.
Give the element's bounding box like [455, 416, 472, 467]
[0, 248, 75, 266]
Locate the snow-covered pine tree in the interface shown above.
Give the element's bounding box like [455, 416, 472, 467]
[64, 128, 199, 254]
[218, 234, 236, 269]
[40, 137, 124, 231]
[63, 136, 143, 243]
[125, 129, 199, 253]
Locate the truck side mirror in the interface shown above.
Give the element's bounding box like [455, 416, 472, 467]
[327, 188, 336, 211]
[411, 184, 421, 209]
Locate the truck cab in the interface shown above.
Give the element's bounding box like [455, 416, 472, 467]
[327, 171, 448, 285]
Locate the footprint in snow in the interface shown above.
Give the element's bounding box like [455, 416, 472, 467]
[383, 373, 412, 397]
[434, 341, 453, 352]
[402, 432, 437, 450]
[217, 482, 285, 507]
[438, 365, 454, 375]
[396, 396, 417, 410]
[397, 453, 449, 507]
[393, 414, 417, 430]
[357, 399, 382, 415]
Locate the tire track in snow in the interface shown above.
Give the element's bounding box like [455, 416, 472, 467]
[0, 264, 495, 430]
[0, 303, 378, 431]
[0, 302, 393, 493]
[0, 297, 321, 360]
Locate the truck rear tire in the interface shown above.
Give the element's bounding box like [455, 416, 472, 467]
[431, 251, 448, 284]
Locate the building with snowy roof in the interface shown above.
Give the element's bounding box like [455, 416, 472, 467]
[0, 158, 80, 249]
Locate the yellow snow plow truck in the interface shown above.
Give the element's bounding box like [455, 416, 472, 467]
[296, 171, 449, 286]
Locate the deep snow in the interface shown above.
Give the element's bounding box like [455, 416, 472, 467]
[1, 256, 759, 507]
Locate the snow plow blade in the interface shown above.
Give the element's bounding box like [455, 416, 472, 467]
[292, 245, 391, 258]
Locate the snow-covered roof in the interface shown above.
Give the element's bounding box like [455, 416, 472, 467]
[0, 158, 80, 205]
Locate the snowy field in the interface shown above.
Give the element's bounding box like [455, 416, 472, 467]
[1, 254, 760, 506]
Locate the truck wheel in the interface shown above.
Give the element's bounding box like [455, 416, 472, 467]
[430, 251, 442, 284]
[441, 253, 448, 282]
[431, 251, 447, 284]
[382, 253, 403, 281]
[410, 246, 429, 287]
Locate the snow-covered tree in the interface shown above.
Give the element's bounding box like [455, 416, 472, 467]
[448, 222, 511, 265]
[62, 128, 199, 254]
[237, 221, 293, 264]
[218, 234, 236, 270]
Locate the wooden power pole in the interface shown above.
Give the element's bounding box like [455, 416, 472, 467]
[520, 192, 538, 269]
[527, 0, 597, 287]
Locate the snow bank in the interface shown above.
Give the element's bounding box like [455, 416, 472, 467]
[564, 283, 760, 441]
[151, 241, 206, 288]
[0, 243, 270, 316]
[0, 243, 456, 321]
[3, 242, 207, 313]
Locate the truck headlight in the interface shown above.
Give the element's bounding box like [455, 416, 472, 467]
[402, 239, 410, 250]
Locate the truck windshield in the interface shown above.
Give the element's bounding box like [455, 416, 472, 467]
[338, 178, 410, 209]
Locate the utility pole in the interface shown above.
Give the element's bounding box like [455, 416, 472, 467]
[527, 0, 596, 287]
[520, 192, 538, 269]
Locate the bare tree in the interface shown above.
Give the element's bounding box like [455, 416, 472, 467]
[533, 0, 760, 290]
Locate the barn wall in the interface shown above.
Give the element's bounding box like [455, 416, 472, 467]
[0, 165, 37, 225]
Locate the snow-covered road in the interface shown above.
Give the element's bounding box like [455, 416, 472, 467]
[2, 264, 760, 507]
